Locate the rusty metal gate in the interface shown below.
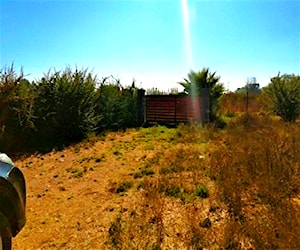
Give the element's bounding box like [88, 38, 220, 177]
[145, 95, 201, 123]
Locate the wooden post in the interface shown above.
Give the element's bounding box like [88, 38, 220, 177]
[201, 88, 210, 125]
[137, 89, 145, 125]
[246, 84, 249, 113]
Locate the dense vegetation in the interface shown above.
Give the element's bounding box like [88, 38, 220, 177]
[263, 74, 300, 122]
[3, 65, 299, 249]
[11, 118, 300, 249]
[0, 65, 299, 154]
[0, 66, 141, 153]
[104, 117, 300, 249]
[178, 68, 224, 123]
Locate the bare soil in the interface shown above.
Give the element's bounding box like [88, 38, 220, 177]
[12, 130, 151, 249]
[12, 128, 214, 249]
[11, 125, 300, 249]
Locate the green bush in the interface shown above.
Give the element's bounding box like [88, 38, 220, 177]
[115, 181, 133, 193]
[178, 68, 225, 123]
[33, 68, 101, 150]
[0, 66, 143, 153]
[195, 185, 209, 198]
[164, 185, 181, 198]
[96, 79, 139, 131]
[263, 74, 300, 122]
[0, 65, 36, 153]
[132, 166, 155, 178]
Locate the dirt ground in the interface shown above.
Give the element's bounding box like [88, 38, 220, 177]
[11, 126, 300, 249]
[12, 130, 156, 249]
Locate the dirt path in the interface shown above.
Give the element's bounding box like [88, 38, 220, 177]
[12, 130, 150, 249]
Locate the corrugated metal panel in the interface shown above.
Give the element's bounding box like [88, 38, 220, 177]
[145, 95, 201, 123]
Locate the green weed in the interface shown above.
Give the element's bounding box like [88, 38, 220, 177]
[108, 216, 122, 249]
[132, 166, 155, 179]
[195, 185, 209, 198]
[164, 185, 181, 198]
[66, 167, 84, 178]
[115, 181, 133, 194]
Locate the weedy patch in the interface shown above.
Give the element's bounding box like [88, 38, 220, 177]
[164, 185, 181, 198]
[12, 117, 300, 249]
[115, 181, 133, 194]
[132, 165, 155, 179]
[108, 216, 123, 249]
[66, 167, 84, 178]
[195, 185, 209, 198]
[210, 114, 300, 249]
[159, 165, 185, 175]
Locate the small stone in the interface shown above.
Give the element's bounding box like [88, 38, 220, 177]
[86, 218, 93, 224]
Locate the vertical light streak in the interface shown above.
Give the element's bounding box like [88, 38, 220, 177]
[181, 0, 201, 122]
[181, 0, 193, 69]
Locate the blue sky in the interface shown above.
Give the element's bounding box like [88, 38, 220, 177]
[1, 0, 299, 91]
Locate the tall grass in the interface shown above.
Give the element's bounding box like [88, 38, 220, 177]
[0, 66, 141, 153]
[211, 114, 300, 249]
[107, 117, 299, 249]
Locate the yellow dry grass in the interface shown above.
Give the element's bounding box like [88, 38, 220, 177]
[11, 119, 300, 249]
[12, 127, 215, 249]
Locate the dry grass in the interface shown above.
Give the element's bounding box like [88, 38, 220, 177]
[12, 118, 300, 249]
[211, 114, 300, 249]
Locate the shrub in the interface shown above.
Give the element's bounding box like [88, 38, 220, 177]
[263, 74, 300, 122]
[195, 185, 209, 198]
[115, 181, 133, 193]
[96, 79, 139, 131]
[33, 68, 101, 150]
[132, 166, 155, 179]
[164, 185, 181, 198]
[0, 65, 36, 153]
[108, 216, 122, 248]
[178, 68, 225, 123]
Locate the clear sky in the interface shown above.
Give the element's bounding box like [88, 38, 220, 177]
[1, 0, 299, 91]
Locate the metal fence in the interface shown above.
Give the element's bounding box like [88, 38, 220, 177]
[144, 95, 202, 124]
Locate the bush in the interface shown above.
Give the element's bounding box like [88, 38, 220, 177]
[0, 65, 36, 153]
[0, 66, 143, 153]
[164, 185, 181, 198]
[115, 181, 133, 193]
[33, 68, 101, 150]
[263, 74, 300, 122]
[178, 68, 225, 124]
[96, 79, 139, 131]
[195, 185, 209, 198]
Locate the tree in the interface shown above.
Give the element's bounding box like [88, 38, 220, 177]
[178, 68, 224, 123]
[263, 74, 300, 122]
[236, 77, 261, 94]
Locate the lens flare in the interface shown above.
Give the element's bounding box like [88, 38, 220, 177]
[181, 0, 201, 122]
[181, 0, 193, 69]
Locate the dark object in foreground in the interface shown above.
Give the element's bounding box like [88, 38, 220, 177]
[0, 154, 26, 250]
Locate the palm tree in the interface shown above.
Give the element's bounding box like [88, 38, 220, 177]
[178, 68, 221, 95]
[178, 68, 224, 123]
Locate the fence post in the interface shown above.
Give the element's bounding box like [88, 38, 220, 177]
[201, 88, 210, 125]
[174, 95, 177, 123]
[137, 89, 145, 125]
